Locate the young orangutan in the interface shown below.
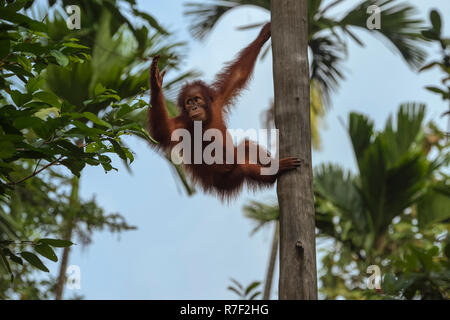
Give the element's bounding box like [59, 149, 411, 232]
[148, 23, 301, 199]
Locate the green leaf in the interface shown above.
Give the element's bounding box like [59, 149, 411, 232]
[86, 142, 104, 153]
[82, 112, 112, 129]
[38, 238, 73, 248]
[430, 10, 442, 34]
[60, 159, 86, 177]
[34, 244, 58, 262]
[94, 83, 107, 96]
[348, 112, 374, 167]
[13, 42, 47, 55]
[0, 9, 47, 32]
[381, 103, 425, 166]
[229, 278, 243, 290]
[421, 30, 439, 40]
[123, 148, 134, 163]
[117, 105, 134, 118]
[5, 64, 33, 79]
[100, 162, 113, 172]
[70, 120, 107, 136]
[13, 116, 44, 130]
[63, 42, 89, 49]
[10, 90, 32, 107]
[227, 286, 242, 297]
[32, 123, 52, 139]
[98, 155, 112, 164]
[20, 252, 49, 272]
[50, 50, 69, 67]
[7, 252, 23, 265]
[0, 141, 15, 159]
[245, 281, 261, 296]
[425, 86, 448, 99]
[382, 273, 398, 293]
[5, 0, 28, 12]
[108, 138, 127, 160]
[26, 77, 45, 93]
[97, 94, 121, 102]
[33, 91, 61, 108]
[17, 55, 32, 72]
[248, 291, 261, 300]
[0, 40, 10, 60]
[417, 184, 450, 228]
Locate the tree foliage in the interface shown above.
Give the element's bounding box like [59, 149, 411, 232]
[184, 0, 426, 103]
[419, 9, 450, 129]
[243, 104, 449, 299]
[0, 0, 183, 290]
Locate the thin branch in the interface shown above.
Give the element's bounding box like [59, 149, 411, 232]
[32, 159, 42, 175]
[8, 156, 64, 186]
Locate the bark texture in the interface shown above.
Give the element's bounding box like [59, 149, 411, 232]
[271, 0, 318, 300]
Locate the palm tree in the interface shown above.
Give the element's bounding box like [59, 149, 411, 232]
[245, 103, 450, 298]
[183, 0, 426, 147]
[315, 103, 449, 298]
[185, 0, 429, 299]
[316, 103, 448, 244]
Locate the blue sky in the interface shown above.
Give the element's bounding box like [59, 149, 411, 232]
[51, 0, 450, 299]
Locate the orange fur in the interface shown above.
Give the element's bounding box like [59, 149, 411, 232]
[147, 23, 301, 200]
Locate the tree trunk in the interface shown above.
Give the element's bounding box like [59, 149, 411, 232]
[55, 228, 73, 300]
[263, 221, 279, 300]
[55, 176, 79, 300]
[271, 0, 318, 299]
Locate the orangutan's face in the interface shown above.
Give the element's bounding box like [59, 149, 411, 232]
[184, 86, 208, 122]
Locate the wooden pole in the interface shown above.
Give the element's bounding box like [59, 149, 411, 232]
[271, 0, 318, 299]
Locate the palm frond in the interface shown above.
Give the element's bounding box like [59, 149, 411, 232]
[242, 200, 278, 235]
[417, 182, 450, 229]
[184, 0, 270, 40]
[184, 0, 426, 101]
[309, 36, 347, 104]
[340, 0, 427, 68]
[348, 112, 375, 168]
[353, 105, 431, 236]
[314, 163, 367, 233]
[381, 103, 425, 166]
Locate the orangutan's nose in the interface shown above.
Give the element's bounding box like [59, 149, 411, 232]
[191, 105, 198, 111]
